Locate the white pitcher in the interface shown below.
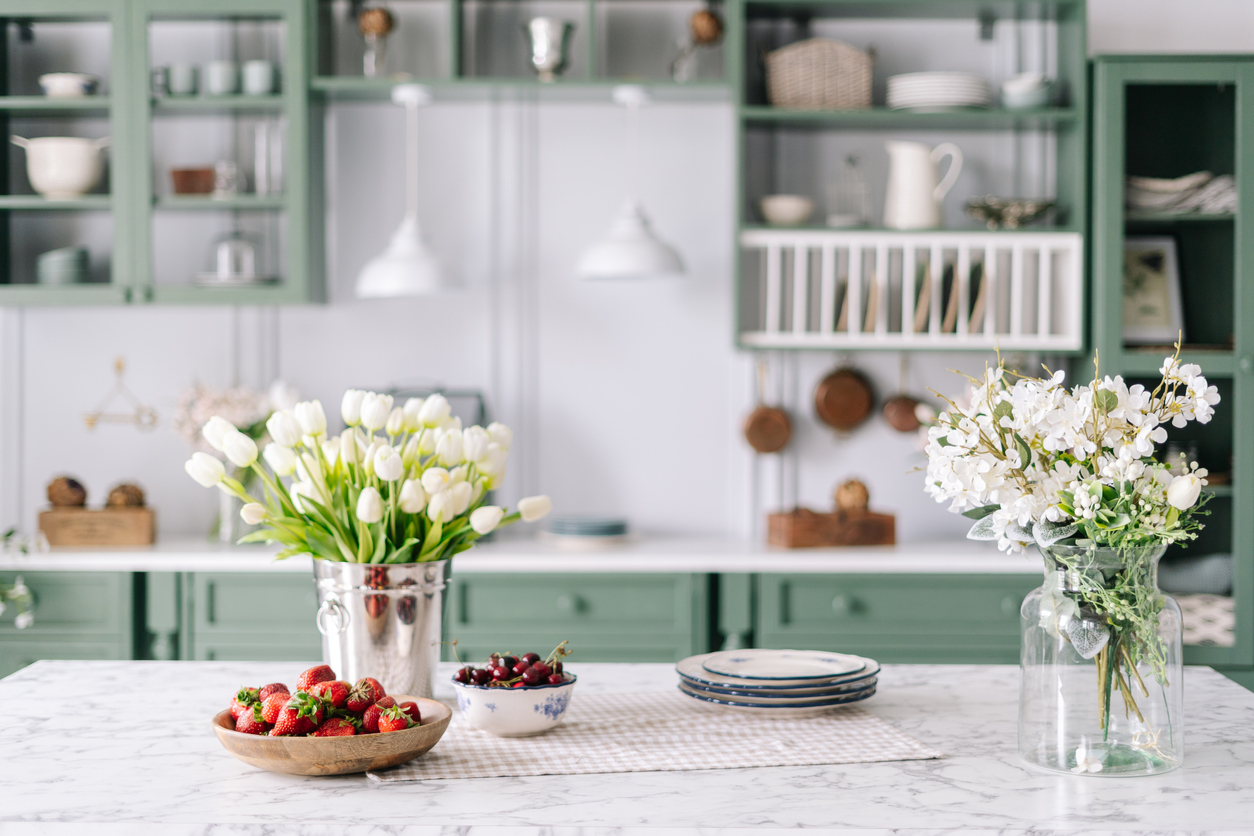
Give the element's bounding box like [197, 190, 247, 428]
[883, 140, 963, 229]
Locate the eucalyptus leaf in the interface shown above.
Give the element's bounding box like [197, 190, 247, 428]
[1014, 433, 1033, 469]
[967, 515, 999, 541]
[1095, 388, 1119, 413]
[993, 400, 1013, 426]
[1005, 521, 1034, 542]
[962, 503, 1000, 521]
[1033, 518, 1079, 547]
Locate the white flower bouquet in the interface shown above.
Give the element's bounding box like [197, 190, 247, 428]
[184, 389, 551, 563]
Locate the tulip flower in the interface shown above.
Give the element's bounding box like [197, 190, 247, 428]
[341, 389, 366, 426]
[340, 431, 360, 465]
[436, 428, 464, 466]
[374, 445, 404, 482]
[421, 467, 451, 496]
[451, 481, 474, 515]
[442, 415, 463, 433]
[385, 407, 405, 436]
[356, 487, 384, 523]
[399, 479, 427, 513]
[477, 443, 507, 477]
[295, 400, 327, 436]
[184, 452, 226, 487]
[201, 416, 236, 452]
[362, 441, 382, 476]
[418, 394, 451, 428]
[403, 398, 423, 431]
[470, 478, 486, 505]
[360, 393, 393, 432]
[401, 434, 421, 466]
[321, 437, 340, 467]
[418, 428, 437, 455]
[290, 481, 316, 513]
[222, 432, 259, 468]
[1167, 474, 1203, 510]
[240, 503, 268, 525]
[263, 442, 298, 477]
[470, 505, 504, 535]
[427, 490, 453, 523]
[266, 411, 302, 448]
[518, 495, 552, 522]
[462, 426, 491, 463]
[487, 422, 513, 451]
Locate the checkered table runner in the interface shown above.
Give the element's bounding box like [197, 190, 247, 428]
[368, 690, 943, 782]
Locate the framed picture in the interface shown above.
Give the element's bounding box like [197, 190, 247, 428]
[1123, 236, 1184, 344]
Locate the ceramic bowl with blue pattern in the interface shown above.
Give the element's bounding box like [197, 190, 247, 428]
[451, 673, 577, 737]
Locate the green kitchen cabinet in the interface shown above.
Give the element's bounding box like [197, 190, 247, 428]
[443, 573, 713, 663]
[1091, 56, 1254, 670]
[755, 573, 1040, 664]
[0, 571, 136, 677]
[180, 572, 321, 662]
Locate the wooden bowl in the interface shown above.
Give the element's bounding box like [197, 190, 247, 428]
[212, 696, 451, 776]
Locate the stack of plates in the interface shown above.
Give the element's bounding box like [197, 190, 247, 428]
[887, 72, 991, 111]
[676, 649, 879, 717]
[36, 246, 89, 284]
[542, 515, 630, 549]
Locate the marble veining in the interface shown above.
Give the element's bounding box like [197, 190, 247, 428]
[2, 661, 1253, 834]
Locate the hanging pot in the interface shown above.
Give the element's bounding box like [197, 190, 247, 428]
[882, 395, 922, 432]
[814, 367, 874, 432]
[743, 360, 791, 453]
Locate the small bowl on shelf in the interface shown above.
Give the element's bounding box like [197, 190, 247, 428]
[452, 674, 577, 737]
[1001, 73, 1052, 111]
[171, 167, 216, 195]
[760, 194, 814, 226]
[211, 695, 452, 776]
[39, 73, 100, 98]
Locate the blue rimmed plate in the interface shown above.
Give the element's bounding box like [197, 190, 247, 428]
[678, 683, 876, 717]
[701, 649, 865, 681]
[677, 652, 879, 691]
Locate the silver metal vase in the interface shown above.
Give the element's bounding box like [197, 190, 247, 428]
[313, 559, 451, 699]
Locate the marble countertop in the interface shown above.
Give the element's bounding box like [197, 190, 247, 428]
[2, 660, 1252, 834]
[0, 535, 1041, 575]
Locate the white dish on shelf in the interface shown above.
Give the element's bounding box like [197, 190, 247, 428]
[760, 194, 814, 226]
[39, 73, 100, 98]
[193, 273, 277, 287]
[10, 135, 110, 198]
[702, 649, 866, 681]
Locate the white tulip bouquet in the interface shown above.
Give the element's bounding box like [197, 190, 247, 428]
[184, 390, 551, 563]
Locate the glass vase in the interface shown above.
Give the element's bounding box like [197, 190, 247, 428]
[1019, 544, 1182, 776]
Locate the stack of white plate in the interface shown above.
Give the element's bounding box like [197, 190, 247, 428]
[676, 649, 879, 717]
[886, 72, 992, 111]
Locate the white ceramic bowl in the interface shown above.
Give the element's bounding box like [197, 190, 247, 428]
[39, 73, 100, 98]
[10, 136, 110, 198]
[760, 194, 814, 226]
[452, 674, 577, 737]
[1002, 86, 1051, 111]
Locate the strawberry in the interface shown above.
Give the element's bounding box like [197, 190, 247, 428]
[235, 704, 270, 735]
[377, 706, 412, 733]
[398, 700, 421, 725]
[260, 692, 289, 725]
[229, 687, 259, 720]
[346, 678, 385, 714]
[310, 680, 350, 709]
[358, 676, 386, 699]
[295, 665, 336, 692]
[258, 683, 289, 701]
[271, 691, 325, 737]
[312, 717, 357, 737]
[361, 696, 396, 734]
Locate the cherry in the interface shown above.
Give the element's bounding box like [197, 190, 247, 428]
[453, 667, 471, 684]
[546, 673, 565, 685]
[498, 655, 519, 669]
[470, 669, 491, 686]
[552, 661, 563, 675]
[491, 665, 512, 681]
[531, 662, 551, 678]
[522, 652, 541, 665]
[521, 667, 543, 686]
[511, 661, 531, 676]
[511, 681, 526, 688]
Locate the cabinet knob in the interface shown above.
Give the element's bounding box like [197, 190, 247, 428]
[1240, 356, 1253, 374]
[831, 594, 854, 616]
[1001, 595, 1021, 617]
[556, 594, 583, 615]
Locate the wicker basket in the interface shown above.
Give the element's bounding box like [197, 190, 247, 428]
[765, 38, 873, 110]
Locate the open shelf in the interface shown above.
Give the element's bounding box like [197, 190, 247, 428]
[1117, 348, 1235, 378]
[740, 106, 1079, 130]
[1125, 211, 1235, 224]
[0, 96, 110, 115]
[0, 196, 112, 210]
[151, 95, 285, 113]
[153, 195, 286, 210]
[309, 75, 729, 101]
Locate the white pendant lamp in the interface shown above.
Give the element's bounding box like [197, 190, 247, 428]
[356, 84, 447, 298]
[577, 85, 685, 280]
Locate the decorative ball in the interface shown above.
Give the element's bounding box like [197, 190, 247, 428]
[47, 476, 87, 507]
[358, 7, 395, 37]
[835, 479, 870, 511]
[690, 9, 723, 45]
[107, 483, 146, 508]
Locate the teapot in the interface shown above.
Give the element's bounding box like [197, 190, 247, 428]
[883, 140, 963, 229]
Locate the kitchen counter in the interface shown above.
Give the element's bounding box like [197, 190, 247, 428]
[2, 661, 1253, 833]
[0, 535, 1041, 575]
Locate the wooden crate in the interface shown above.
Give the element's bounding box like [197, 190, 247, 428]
[768, 508, 895, 549]
[39, 508, 155, 546]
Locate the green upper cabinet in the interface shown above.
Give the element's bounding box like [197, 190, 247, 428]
[1091, 56, 1254, 668]
[0, 0, 323, 305]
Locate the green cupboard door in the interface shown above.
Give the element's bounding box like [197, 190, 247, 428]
[0, 570, 135, 677]
[182, 572, 321, 662]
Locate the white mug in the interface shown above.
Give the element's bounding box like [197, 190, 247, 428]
[204, 60, 239, 96]
[168, 63, 198, 96]
[242, 60, 276, 96]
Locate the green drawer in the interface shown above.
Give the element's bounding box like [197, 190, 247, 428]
[757, 573, 1040, 664]
[183, 572, 319, 661]
[0, 571, 131, 638]
[445, 573, 711, 662]
[0, 639, 127, 679]
[191, 639, 322, 663]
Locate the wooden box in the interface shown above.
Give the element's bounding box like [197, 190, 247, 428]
[39, 508, 155, 547]
[768, 508, 895, 549]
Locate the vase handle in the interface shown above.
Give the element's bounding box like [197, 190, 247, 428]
[316, 594, 350, 636]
